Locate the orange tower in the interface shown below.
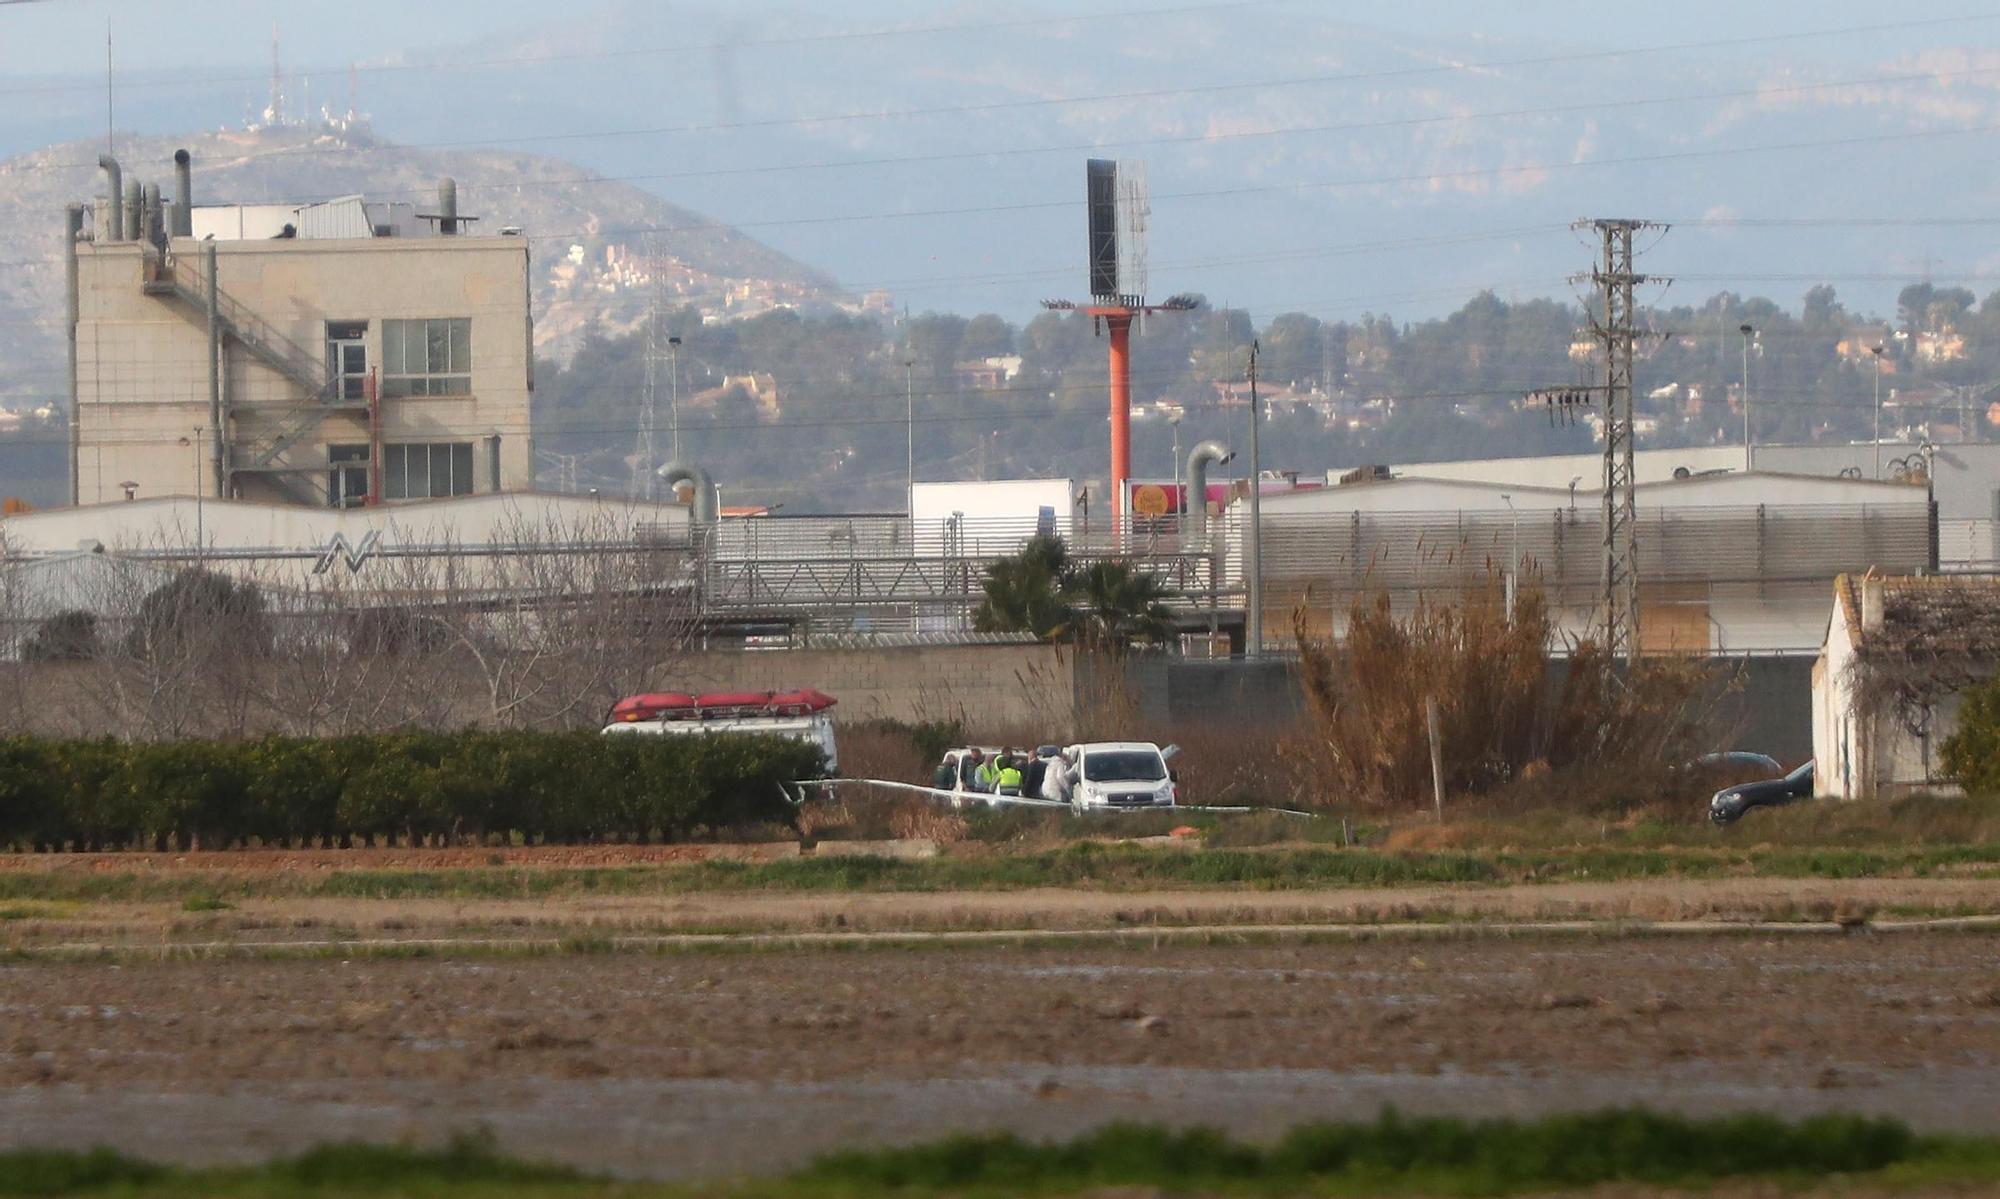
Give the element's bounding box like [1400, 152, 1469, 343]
[1044, 160, 1195, 523]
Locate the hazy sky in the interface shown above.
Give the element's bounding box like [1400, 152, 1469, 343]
[6, 0, 1992, 78]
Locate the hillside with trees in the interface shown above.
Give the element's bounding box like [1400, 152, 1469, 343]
[534, 282, 2000, 512]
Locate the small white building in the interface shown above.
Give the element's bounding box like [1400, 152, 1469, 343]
[910, 478, 1079, 555]
[1813, 573, 2000, 798]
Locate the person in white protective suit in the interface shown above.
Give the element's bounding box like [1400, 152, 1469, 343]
[1040, 747, 1075, 805]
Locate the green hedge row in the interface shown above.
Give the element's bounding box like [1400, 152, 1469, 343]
[0, 732, 824, 851]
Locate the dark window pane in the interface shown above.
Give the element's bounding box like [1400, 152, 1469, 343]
[427, 321, 450, 373]
[439, 376, 471, 395]
[383, 321, 404, 374]
[451, 443, 474, 494]
[384, 445, 408, 500]
[449, 319, 471, 373]
[428, 444, 451, 497]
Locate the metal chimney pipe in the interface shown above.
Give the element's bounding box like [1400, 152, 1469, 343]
[1185, 440, 1232, 544]
[64, 204, 84, 504]
[172, 149, 193, 237]
[437, 178, 458, 235]
[656, 461, 718, 526]
[97, 155, 124, 241]
[122, 179, 141, 242]
[141, 181, 163, 249]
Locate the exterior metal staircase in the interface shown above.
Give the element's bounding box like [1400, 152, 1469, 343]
[142, 252, 368, 500]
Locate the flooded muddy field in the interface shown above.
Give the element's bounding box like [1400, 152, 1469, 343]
[2, 932, 1997, 1179]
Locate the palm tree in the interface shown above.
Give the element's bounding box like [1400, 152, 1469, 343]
[1070, 560, 1172, 649]
[976, 538, 1173, 650]
[974, 535, 1072, 638]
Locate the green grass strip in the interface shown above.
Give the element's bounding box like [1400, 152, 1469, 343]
[7, 1111, 2000, 1197]
[3, 841, 2000, 906]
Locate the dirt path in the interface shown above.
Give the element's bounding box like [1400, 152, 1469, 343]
[7, 876, 2000, 952]
[1, 933, 1996, 1179]
[0, 842, 803, 874]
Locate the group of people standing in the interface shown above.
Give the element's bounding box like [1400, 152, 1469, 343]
[937, 745, 1076, 804]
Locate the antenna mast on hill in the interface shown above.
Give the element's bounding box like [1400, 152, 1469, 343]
[267, 24, 285, 127]
[636, 237, 666, 499]
[105, 22, 114, 156]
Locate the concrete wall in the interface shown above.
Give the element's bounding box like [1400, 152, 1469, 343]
[682, 644, 1071, 731]
[75, 236, 532, 507]
[1093, 652, 1817, 761]
[0, 643, 1073, 739]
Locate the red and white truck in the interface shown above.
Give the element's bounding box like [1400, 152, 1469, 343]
[602, 689, 839, 774]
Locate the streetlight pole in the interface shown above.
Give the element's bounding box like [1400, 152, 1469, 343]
[1738, 323, 1754, 472]
[1501, 493, 1518, 621]
[1170, 413, 1182, 531]
[1871, 345, 1886, 478]
[1246, 339, 1264, 661]
[904, 357, 916, 516]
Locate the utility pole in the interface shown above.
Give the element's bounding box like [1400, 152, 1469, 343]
[206, 239, 224, 499]
[904, 356, 916, 515]
[1246, 339, 1264, 660]
[1739, 323, 1755, 472]
[1583, 219, 1662, 662]
[1170, 412, 1183, 527]
[1872, 345, 1887, 479]
[637, 249, 662, 499]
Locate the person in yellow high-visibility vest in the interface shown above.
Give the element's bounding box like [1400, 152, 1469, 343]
[994, 751, 1025, 796]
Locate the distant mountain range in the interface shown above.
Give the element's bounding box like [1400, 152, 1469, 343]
[3, 4, 1998, 337]
[0, 124, 846, 409]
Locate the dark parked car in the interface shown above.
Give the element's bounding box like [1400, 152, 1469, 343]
[1709, 760, 1815, 825]
[1690, 751, 1784, 777]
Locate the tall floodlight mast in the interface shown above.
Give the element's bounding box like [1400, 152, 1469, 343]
[1043, 160, 1196, 527]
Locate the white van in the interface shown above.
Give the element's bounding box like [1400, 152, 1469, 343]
[1062, 741, 1178, 811]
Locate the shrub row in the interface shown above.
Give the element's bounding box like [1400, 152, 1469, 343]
[0, 732, 824, 851]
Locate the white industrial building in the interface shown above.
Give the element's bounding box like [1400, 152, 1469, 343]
[1813, 574, 2000, 799]
[0, 492, 693, 601]
[1227, 470, 1932, 654]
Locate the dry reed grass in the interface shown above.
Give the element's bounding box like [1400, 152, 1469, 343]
[1294, 583, 1719, 812]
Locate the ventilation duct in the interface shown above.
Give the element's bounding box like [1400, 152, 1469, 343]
[656, 462, 718, 526]
[1185, 440, 1232, 544]
[172, 149, 193, 237]
[96, 155, 123, 241]
[122, 179, 141, 242]
[140, 181, 163, 249]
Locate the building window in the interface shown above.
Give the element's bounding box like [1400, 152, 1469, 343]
[328, 444, 370, 508]
[326, 322, 369, 402]
[381, 318, 471, 397]
[383, 442, 474, 500]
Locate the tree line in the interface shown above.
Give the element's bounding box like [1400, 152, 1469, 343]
[533, 283, 2000, 512]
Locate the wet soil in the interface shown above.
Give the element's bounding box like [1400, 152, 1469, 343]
[2, 933, 1997, 1179]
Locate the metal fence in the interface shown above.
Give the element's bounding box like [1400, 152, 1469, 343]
[695, 515, 1222, 614]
